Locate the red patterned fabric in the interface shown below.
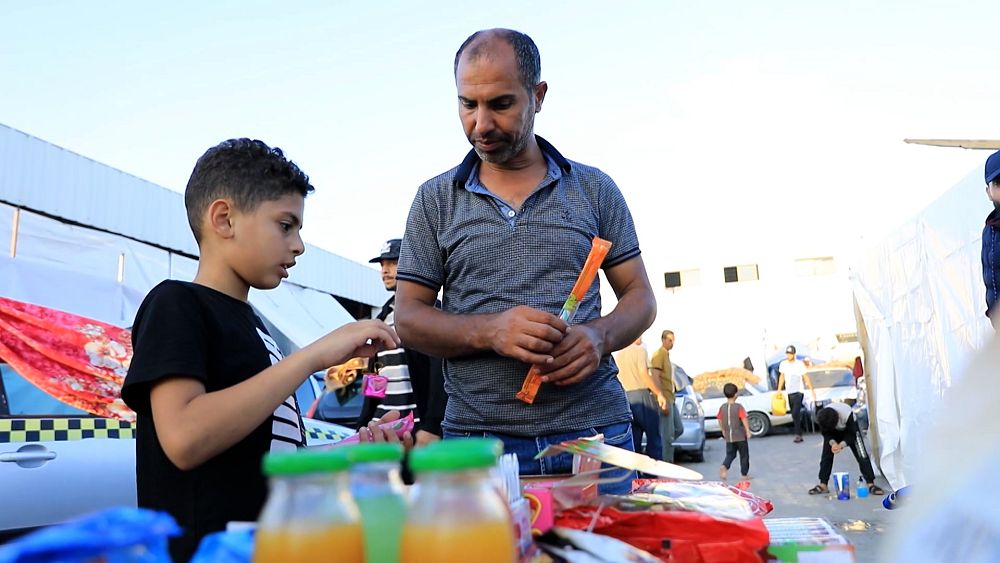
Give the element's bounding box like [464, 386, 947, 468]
[0, 296, 135, 421]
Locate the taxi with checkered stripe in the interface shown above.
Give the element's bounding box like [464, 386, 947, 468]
[0, 362, 351, 537]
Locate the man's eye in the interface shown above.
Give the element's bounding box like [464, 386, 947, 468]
[461, 101, 476, 109]
[280, 222, 292, 232]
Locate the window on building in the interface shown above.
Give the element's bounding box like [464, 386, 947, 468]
[664, 269, 701, 289]
[723, 264, 759, 283]
[794, 257, 836, 277]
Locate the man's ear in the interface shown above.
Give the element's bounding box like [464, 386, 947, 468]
[207, 199, 236, 239]
[533, 81, 548, 113]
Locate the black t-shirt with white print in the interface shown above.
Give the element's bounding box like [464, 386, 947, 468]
[121, 280, 305, 562]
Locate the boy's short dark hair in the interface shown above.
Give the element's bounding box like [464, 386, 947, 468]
[723, 383, 738, 398]
[816, 405, 840, 433]
[184, 138, 315, 242]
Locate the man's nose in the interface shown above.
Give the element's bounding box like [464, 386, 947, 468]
[474, 107, 495, 135]
[291, 233, 305, 256]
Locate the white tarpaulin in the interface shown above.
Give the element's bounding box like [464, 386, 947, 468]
[249, 282, 356, 351]
[851, 168, 994, 489]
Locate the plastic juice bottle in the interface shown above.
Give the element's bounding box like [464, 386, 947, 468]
[254, 448, 364, 563]
[344, 443, 407, 563]
[401, 438, 516, 563]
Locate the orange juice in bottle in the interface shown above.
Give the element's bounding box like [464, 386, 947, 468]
[254, 448, 363, 563]
[401, 438, 516, 563]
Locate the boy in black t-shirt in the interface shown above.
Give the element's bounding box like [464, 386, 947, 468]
[121, 139, 400, 561]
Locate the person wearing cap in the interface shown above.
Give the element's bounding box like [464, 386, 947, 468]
[776, 345, 816, 443]
[356, 238, 446, 446]
[982, 150, 1000, 329]
[393, 29, 656, 495]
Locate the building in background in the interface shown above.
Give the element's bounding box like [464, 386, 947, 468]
[0, 123, 385, 352]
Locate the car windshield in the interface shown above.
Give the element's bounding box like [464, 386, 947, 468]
[807, 369, 854, 388]
[699, 381, 751, 400]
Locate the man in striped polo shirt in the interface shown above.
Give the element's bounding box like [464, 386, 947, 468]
[394, 28, 656, 494]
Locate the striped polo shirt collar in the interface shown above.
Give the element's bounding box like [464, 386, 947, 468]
[452, 135, 573, 188]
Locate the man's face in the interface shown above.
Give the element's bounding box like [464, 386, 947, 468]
[987, 180, 1000, 205]
[662, 333, 674, 351]
[380, 259, 398, 291]
[786, 352, 796, 361]
[455, 40, 545, 165]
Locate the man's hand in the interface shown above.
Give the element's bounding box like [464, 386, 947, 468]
[414, 430, 440, 447]
[831, 442, 844, 454]
[656, 393, 669, 412]
[488, 305, 567, 365]
[536, 324, 604, 386]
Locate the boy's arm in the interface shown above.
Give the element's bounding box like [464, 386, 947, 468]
[741, 407, 752, 438]
[151, 320, 398, 471]
[717, 408, 728, 441]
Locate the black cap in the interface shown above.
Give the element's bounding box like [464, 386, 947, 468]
[369, 238, 402, 263]
[785, 345, 796, 354]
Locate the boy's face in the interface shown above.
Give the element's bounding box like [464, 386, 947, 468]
[228, 194, 305, 290]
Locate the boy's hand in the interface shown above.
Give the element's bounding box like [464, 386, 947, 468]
[358, 410, 415, 449]
[305, 320, 400, 372]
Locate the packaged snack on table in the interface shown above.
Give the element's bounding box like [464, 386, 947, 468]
[630, 478, 775, 519]
[401, 438, 516, 563]
[254, 449, 362, 563]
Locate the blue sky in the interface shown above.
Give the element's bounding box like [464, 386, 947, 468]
[2, 0, 997, 274]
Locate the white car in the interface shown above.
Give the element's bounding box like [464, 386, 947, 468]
[701, 367, 865, 437]
[701, 382, 792, 438]
[0, 361, 351, 539]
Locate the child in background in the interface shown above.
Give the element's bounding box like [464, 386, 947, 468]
[717, 383, 752, 482]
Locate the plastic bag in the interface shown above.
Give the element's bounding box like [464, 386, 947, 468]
[189, 528, 254, 563]
[556, 505, 769, 563]
[771, 392, 787, 416]
[627, 479, 774, 520]
[0, 507, 178, 563]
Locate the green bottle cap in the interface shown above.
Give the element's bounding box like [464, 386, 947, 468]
[408, 438, 502, 473]
[262, 448, 351, 476]
[343, 443, 404, 464]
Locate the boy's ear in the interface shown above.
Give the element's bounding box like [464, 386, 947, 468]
[207, 199, 236, 239]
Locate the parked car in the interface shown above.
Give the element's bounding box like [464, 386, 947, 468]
[805, 367, 870, 432]
[308, 372, 365, 429]
[671, 365, 706, 462]
[0, 360, 352, 540]
[700, 382, 792, 437]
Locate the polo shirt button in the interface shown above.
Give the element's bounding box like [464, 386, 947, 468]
[507, 210, 516, 218]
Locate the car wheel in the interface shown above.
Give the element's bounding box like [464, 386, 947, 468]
[747, 411, 771, 437]
[690, 444, 705, 463]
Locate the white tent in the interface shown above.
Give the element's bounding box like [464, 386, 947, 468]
[851, 167, 993, 489]
[0, 123, 384, 347]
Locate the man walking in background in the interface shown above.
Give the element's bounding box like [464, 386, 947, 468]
[614, 338, 666, 460]
[651, 330, 682, 462]
[777, 345, 816, 443]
